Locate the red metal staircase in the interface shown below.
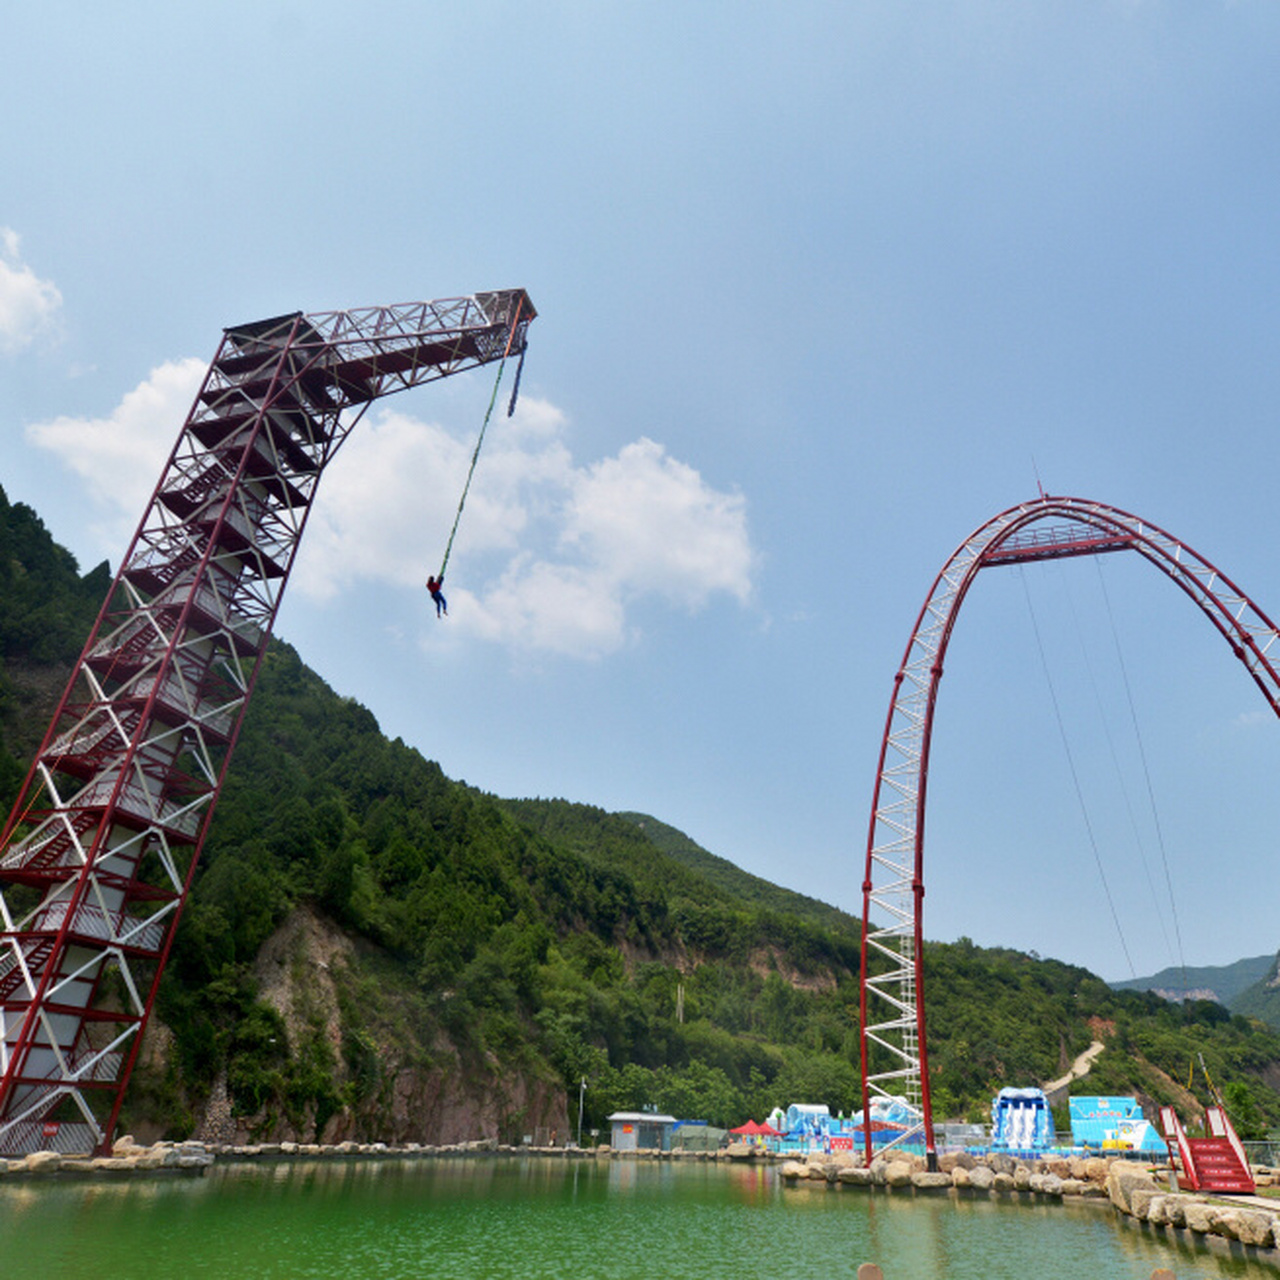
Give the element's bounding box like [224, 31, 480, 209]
[1160, 1104, 1256, 1194]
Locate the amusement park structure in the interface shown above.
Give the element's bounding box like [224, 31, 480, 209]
[0, 290, 535, 1155]
[859, 495, 1280, 1167]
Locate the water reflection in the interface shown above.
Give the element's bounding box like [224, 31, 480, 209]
[0, 1158, 1276, 1279]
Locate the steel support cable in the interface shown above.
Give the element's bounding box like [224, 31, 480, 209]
[1018, 566, 1137, 979]
[436, 299, 527, 584]
[1092, 558, 1189, 996]
[1053, 558, 1178, 967]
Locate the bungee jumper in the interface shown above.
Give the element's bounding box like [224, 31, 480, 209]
[428, 293, 529, 616]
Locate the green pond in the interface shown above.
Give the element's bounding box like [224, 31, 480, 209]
[1, 1157, 1277, 1279]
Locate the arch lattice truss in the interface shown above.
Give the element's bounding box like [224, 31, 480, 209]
[0, 290, 535, 1156]
[859, 495, 1280, 1162]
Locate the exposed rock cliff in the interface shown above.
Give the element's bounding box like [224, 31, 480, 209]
[188, 905, 568, 1146]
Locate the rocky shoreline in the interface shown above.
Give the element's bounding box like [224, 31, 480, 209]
[779, 1149, 1280, 1258]
[0, 1134, 750, 1178]
[6, 1136, 1280, 1263]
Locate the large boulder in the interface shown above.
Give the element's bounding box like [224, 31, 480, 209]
[1183, 1201, 1218, 1234]
[1144, 1194, 1171, 1226]
[968, 1165, 995, 1191]
[1128, 1186, 1162, 1220]
[884, 1160, 914, 1188]
[24, 1151, 61, 1175]
[911, 1171, 952, 1191]
[838, 1166, 875, 1186]
[1106, 1162, 1159, 1215]
[1216, 1209, 1275, 1248]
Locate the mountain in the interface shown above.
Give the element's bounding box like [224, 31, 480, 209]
[616, 811, 860, 934]
[1111, 955, 1276, 1007]
[4, 479, 1280, 1145]
[1229, 954, 1280, 1031]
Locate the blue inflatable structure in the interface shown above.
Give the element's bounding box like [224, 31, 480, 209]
[1069, 1096, 1164, 1153]
[990, 1087, 1054, 1153]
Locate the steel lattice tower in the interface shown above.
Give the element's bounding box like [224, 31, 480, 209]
[0, 290, 535, 1155]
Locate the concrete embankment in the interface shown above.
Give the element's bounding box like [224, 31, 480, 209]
[779, 1148, 1280, 1260]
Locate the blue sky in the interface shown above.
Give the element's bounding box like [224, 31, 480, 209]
[4, 2, 1280, 982]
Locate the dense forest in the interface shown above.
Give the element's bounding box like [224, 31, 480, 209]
[3, 481, 1280, 1144]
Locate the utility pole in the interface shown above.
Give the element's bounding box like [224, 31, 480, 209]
[577, 1077, 587, 1147]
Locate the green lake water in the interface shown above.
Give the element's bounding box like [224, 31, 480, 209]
[1, 1157, 1277, 1279]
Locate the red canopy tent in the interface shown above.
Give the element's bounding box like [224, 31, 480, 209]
[730, 1120, 764, 1136]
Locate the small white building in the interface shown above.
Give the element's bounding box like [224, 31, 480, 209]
[607, 1111, 678, 1152]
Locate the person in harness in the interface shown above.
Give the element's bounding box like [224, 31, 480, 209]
[426, 575, 447, 618]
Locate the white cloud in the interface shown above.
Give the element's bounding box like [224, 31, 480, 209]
[563, 438, 753, 608]
[0, 228, 63, 354]
[1233, 709, 1271, 731]
[460, 555, 629, 659]
[26, 358, 207, 544]
[27, 369, 757, 659]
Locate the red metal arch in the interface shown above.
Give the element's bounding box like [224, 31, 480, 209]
[858, 495, 1280, 1163]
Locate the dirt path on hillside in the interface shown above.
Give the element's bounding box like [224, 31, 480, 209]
[1044, 1040, 1105, 1094]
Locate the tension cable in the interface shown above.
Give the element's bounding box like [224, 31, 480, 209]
[433, 301, 527, 588]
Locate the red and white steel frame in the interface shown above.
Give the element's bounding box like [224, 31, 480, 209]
[0, 290, 535, 1156]
[859, 495, 1280, 1164]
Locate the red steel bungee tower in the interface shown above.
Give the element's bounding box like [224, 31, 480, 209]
[0, 290, 535, 1155]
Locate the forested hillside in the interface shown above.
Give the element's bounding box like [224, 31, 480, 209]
[0, 486, 111, 807]
[4, 481, 1280, 1144]
[1231, 955, 1280, 1032]
[615, 810, 860, 934]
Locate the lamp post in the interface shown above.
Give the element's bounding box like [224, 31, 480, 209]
[577, 1078, 587, 1148]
